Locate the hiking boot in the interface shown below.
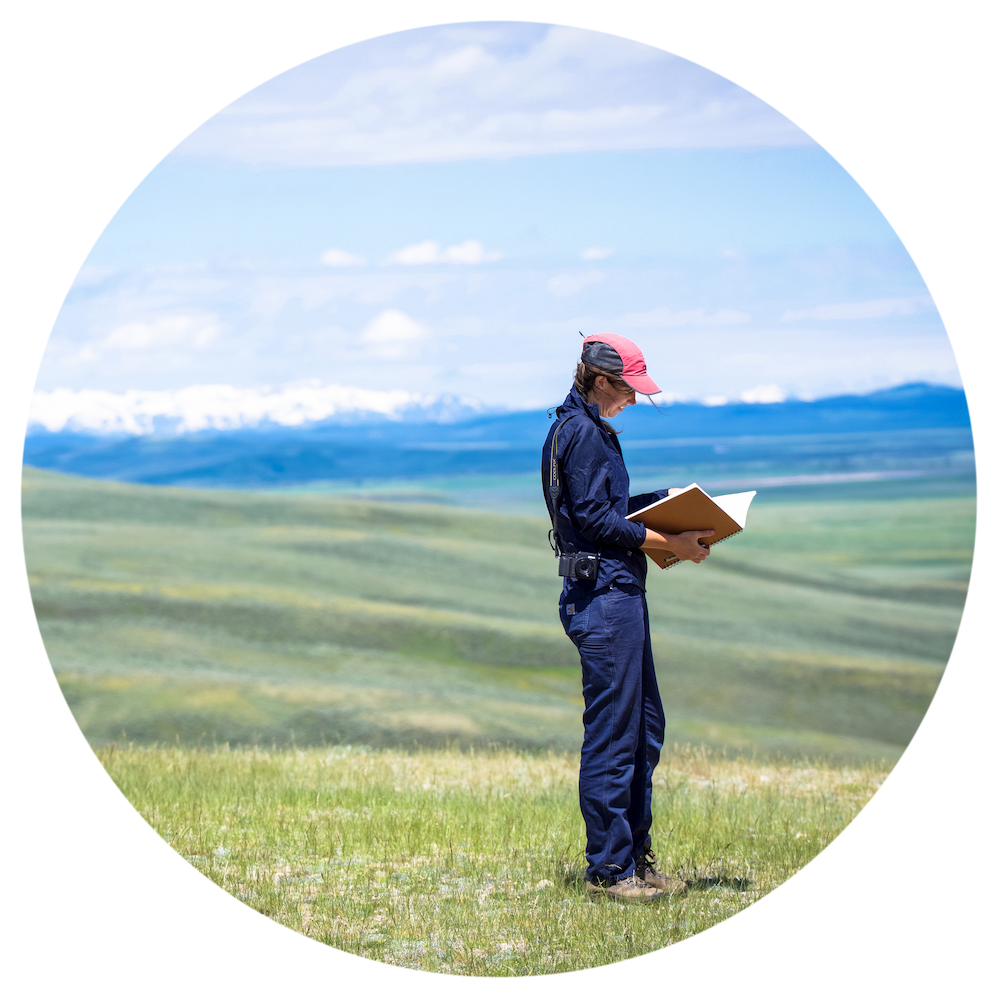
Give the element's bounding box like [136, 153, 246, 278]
[586, 874, 664, 902]
[635, 848, 688, 896]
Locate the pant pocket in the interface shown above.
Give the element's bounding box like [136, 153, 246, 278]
[560, 599, 592, 644]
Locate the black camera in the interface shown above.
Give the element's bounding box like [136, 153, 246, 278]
[558, 552, 600, 580]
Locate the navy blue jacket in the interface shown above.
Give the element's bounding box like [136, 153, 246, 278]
[542, 387, 669, 597]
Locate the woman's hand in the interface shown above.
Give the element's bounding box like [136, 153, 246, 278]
[641, 528, 715, 563]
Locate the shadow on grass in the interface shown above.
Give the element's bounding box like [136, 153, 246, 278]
[684, 872, 754, 891]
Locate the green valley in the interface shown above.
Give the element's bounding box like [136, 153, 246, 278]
[22, 467, 974, 763]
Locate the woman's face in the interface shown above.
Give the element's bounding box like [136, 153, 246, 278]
[593, 375, 637, 418]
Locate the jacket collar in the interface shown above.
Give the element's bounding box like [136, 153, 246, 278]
[558, 386, 604, 428]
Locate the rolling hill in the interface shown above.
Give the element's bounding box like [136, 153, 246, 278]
[22, 465, 974, 762]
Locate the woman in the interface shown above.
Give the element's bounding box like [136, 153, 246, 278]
[542, 332, 713, 902]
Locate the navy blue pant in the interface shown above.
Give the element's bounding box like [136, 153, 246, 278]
[560, 582, 666, 883]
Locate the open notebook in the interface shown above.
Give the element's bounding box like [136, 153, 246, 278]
[626, 484, 757, 569]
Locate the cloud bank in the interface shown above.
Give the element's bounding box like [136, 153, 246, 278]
[619, 305, 752, 328]
[173, 23, 811, 167]
[386, 240, 501, 265]
[781, 296, 932, 321]
[321, 248, 367, 266]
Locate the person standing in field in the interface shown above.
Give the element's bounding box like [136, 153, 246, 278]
[542, 333, 713, 902]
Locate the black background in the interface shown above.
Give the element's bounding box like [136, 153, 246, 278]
[17, 13, 995, 990]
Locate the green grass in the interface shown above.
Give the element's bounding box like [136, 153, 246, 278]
[97, 742, 887, 975]
[22, 466, 974, 762]
[22, 466, 971, 972]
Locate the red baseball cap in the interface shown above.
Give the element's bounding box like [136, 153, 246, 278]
[581, 333, 661, 395]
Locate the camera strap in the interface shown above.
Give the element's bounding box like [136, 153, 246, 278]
[544, 416, 572, 555]
[544, 413, 606, 580]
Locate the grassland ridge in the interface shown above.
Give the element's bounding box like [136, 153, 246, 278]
[23, 467, 971, 760]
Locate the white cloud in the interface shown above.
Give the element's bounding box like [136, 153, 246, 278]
[362, 309, 424, 343]
[361, 309, 425, 358]
[97, 314, 223, 355]
[387, 241, 441, 266]
[780, 296, 932, 321]
[172, 24, 811, 167]
[619, 305, 751, 327]
[702, 394, 729, 407]
[386, 239, 501, 265]
[547, 270, 606, 297]
[321, 248, 367, 266]
[739, 384, 787, 403]
[581, 247, 614, 261]
[442, 240, 502, 264]
[27, 382, 439, 435]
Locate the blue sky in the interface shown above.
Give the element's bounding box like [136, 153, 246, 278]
[37, 21, 959, 410]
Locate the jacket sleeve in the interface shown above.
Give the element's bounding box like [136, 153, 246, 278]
[560, 420, 648, 550]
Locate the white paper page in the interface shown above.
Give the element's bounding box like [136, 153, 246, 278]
[711, 490, 757, 529]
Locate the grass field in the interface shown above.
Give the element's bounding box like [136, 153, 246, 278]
[97, 742, 888, 975]
[21, 465, 973, 972]
[23, 466, 973, 762]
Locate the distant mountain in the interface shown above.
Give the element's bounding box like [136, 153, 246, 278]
[27, 382, 488, 435]
[23, 383, 972, 489]
[621, 382, 972, 438]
